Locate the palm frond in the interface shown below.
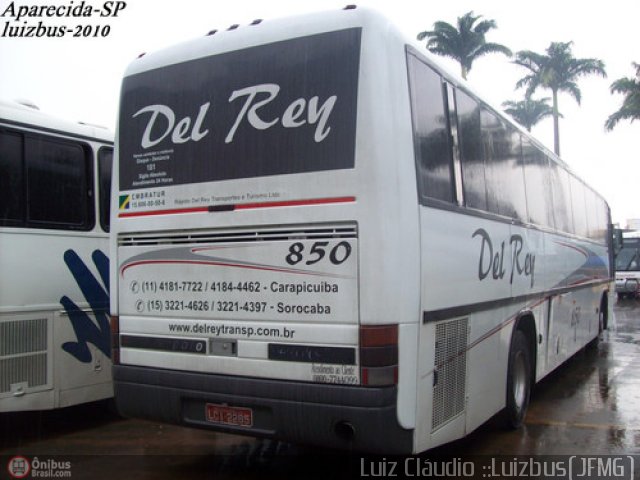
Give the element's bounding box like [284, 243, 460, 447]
[605, 107, 639, 131]
[501, 97, 556, 131]
[416, 11, 510, 78]
[475, 42, 513, 58]
[610, 77, 638, 95]
[605, 62, 640, 130]
[513, 41, 607, 152]
[563, 81, 582, 104]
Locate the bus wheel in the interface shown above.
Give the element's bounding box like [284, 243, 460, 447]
[599, 294, 608, 332]
[504, 329, 531, 429]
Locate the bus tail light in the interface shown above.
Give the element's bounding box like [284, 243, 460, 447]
[360, 324, 398, 386]
[110, 315, 120, 365]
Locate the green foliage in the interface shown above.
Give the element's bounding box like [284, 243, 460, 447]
[513, 42, 606, 155]
[514, 42, 606, 104]
[502, 97, 556, 132]
[417, 11, 511, 79]
[605, 62, 640, 131]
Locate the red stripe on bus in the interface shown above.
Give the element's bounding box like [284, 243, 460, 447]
[235, 196, 356, 210]
[118, 196, 356, 218]
[118, 207, 209, 218]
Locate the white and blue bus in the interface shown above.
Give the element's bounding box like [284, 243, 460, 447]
[0, 100, 113, 412]
[110, 7, 612, 453]
[615, 232, 640, 299]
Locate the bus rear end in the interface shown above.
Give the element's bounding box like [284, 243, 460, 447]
[112, 8, 419, 453]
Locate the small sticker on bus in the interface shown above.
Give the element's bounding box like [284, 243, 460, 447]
[311, 363, 359, 385]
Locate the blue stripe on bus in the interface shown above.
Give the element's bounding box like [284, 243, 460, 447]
[60, 249, 111, 363]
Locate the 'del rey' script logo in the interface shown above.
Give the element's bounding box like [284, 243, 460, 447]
[472, 228, 536, 288]
[132, 83, 337, 149]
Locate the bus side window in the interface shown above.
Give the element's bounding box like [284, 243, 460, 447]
[549, 162, 574, 234]
[585, 189, 607, 244]
[595, 197, 609, 245]
[456, 90, 486, 211]
[569, 176, 589, 238]
[481, 110, 528, 222]
[0, 130, 24, 224]
[407, 54, 455, 204]
[25, 136, 93, 230]
[522, 139, 555, 229]
[98, 147, 113, 232]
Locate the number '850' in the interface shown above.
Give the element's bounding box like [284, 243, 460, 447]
[285, 241, 352, 266]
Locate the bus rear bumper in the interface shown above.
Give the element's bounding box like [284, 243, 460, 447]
[113, 365, 413, 454]
[615, 278, 639, 296]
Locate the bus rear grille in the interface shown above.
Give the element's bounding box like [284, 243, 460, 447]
[432, 317, 468, 431]
[0, 318, 47, 356]
[0, 354, 47, 393]
[0, 318, 48, 393]
[118, 223, 358, 247]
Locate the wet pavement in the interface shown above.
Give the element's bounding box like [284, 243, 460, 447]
[2, 299, 640, 479]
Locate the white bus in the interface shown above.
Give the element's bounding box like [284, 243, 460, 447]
[110, 7, 612, 454]
[0, 100, 113, 412]
[615, 233, 640, 299]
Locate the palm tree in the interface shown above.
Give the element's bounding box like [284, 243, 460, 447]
[417, 11, 512, 80]
[502, 97, 556, 132]
[605, 62, 640, 131]
[514, 42, 606, 156]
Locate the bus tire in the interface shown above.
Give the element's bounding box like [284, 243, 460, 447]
[588, 293, 609, 349]
[600, 294, 608, 331]
[503, 329, 532, 429]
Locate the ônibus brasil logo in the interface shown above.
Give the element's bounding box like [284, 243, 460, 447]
[7, 456, 71, 478]
[7, 456, 30, 479]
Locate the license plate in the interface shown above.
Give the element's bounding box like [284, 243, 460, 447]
[205, 403, 253, 427]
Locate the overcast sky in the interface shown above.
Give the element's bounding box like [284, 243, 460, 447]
[1, 0, 637, 225]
